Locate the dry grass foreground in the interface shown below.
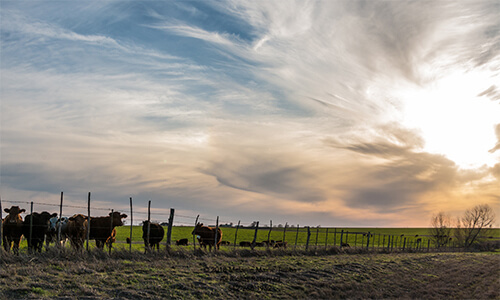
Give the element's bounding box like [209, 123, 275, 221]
[0, 249, 499, 299]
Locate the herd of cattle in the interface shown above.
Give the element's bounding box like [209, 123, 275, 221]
[2, 205, 287, 255]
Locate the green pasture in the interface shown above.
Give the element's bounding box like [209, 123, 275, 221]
[10, 226, 499, 253]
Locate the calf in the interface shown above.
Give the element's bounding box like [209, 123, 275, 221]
[2, 206, 26, 255]
[142, 221, 164, 252]
[23, 211, 58, 253]
[191, 223, 222, 251]
[239, 241, 252, 247]
[220, 241, 231, 246]
[87, 211, 127, 250]
[176, 238, 189, 246]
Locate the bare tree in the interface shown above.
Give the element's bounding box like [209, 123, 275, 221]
[429, 212, 452, 248]
[455, 204, 496, 248]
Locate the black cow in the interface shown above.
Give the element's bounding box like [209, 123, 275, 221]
[176, 238, 189, 246]
[142, 221, 164, 252]
[23, 211, 58, 253]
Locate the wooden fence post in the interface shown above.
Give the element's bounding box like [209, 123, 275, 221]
[233, 220, 240, 248]
[193, 215, 199, 251]
[334, 228, 337, 246]
[324, 228, 329, 250]
[251, 221, 259, 250]
[166, 208, 174, 252]
[109, 209, 114, 255]
[146, 201, 151, 253]
[214, 216, 219, 252]
[340, 230, 344, 246]
[282, 222, 288, 246]
[86, 192, 91, 252]
[129, 197, 133, 253]
[305, 227, 311, 251]
[58, 192, 63, 250]
[354, 233, 358, 248]
[403, 237, 406, 251]
[294, 225, 299, 250]
[29, 201, 33, 254]
[366, 232, 370, 250]
[315, 227, 319, 247]
[267, 220, 272, 249]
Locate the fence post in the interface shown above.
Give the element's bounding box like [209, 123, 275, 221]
[403, 237, 406, 251]
[427, 239, 430, 252]
[315, 227, 319, 247]
[57, 192, 63, 250]
[214, 216, 219, 252]
[334, 228, 337, 247]
[324, 228, 329, 250]
[86, 192, 91, 252]
[282, 222, 288, 246]
[340, 230, 344, 246]
[0, 195, 3, 249]
[251, 221, 259, 250]
[166, 208, 174, 252]
[129, 197, 133, 253]
[146, 201, 151, 253]
[294, 225, 299, 250]
[193, 215, 199, 251]
[354, 233, 358, 248]
[233, 220, 240, 248]
[29, 201, 33, 254]
[366, 232, 370, 250]
[267, 220, 272, 249]
[109, 209, 114, 255]
[305, 227, 311, 251]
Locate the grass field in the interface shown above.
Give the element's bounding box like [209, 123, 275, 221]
[11, 226, 500, 253]
[1, 250, 498, 299]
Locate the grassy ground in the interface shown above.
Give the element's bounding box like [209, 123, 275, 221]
[0, 249, 498, 299]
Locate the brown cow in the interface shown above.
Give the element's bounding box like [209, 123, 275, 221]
[87, 211, 127, 250]
[142, 221, 164, 252]
[67, 214, 88, 251]
[191, 223, 222, 251]
[22, 211, 57, 253]
[2, 206, 26, 254]
[106, 228, 117, 248]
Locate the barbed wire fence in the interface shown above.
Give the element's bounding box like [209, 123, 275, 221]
[1, 193, 496, 256]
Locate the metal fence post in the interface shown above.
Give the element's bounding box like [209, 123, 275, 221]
[166, 208, 174, 252]
[86, 192, 91, 252]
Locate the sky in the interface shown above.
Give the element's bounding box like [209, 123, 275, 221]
[1, 1, 499, 227]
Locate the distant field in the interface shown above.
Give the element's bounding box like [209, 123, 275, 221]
[13, 226, 500, 253]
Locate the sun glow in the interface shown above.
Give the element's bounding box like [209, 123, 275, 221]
[400, 69, 500, 169]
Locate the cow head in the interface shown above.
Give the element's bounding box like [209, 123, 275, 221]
[38, 211, 58, 230]
[69, 214, 88, 232]
[109, 211, 127, 227]
[191, 223, 204, 235]
[4, 206, 26, 223]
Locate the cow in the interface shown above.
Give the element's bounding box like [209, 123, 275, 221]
[46, 216, 69, 248]
[191, 223, 222, 251]
[142, 221, 164, 252]
[341, 242, 350, 247]
[22, 211, 58, 253]
[220, 241, 231, 246]
[67, 214, 88, 251]
[239, 241, 252, 247]
[87, 211, 127, 250]
[2, 206, 26, 254]
[274, 241, 288, 249]
[176, 238, 189, 246]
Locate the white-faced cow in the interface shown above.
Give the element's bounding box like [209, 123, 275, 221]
[22, 211, 58, 253]
[2, 206, 26, 255]
[46, 216, 69, 248]
[191, 223, 222, 251]
[142, 221, 164, 252]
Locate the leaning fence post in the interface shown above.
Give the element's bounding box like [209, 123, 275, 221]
[233, 220, 240, 248]
[29, 201, 33, 253]
[86, 192, 91, 252]
[129, 197, 133, 253]
[166, 208, 174, 252]
[193, 215, 199, 251]
[57, 192, 63, 250]
[146, 201, 151, 253]
[305, 226, 311, 251]
[251, 221, 259, 250]
[267, 220, 272, 249]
